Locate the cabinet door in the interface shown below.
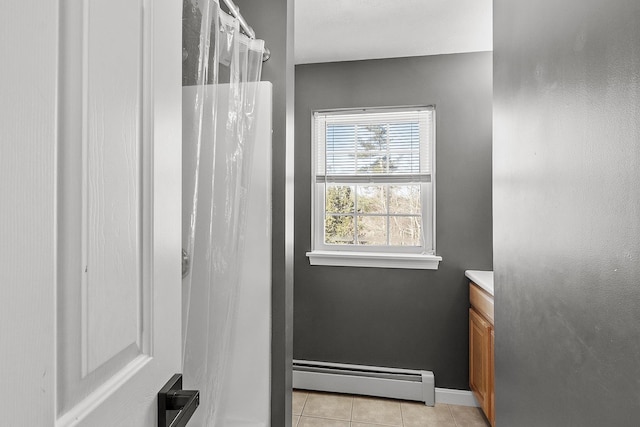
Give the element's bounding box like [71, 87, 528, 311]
[469, 308, 492, 417]
[490, 328, 495, 426]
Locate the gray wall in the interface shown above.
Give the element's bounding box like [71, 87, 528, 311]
[183, 0, 295, 425]
[231, 1, 295, 426]
[295, 52, 493, 390]
[494, 0, 640, 425]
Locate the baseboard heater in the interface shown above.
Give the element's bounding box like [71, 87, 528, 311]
[292, 360, 435, 406]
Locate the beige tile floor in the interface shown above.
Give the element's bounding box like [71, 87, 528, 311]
[292, 390, 490, 427]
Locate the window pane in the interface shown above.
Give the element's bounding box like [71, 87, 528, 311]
[389, 185, 421, 214]
[388, 122, 420, 174]
[357, 152, 388, 174]
[325, 215, 354, 244]
[357, 185, 387, 214]
[388, 122, 419, 151]
[326, 125, 356, 174]
[357, 216, 387, 245]
[389, 216, 422, 246]
[327, 125, 355, 151]
[325, 185, 354, 214]
[357, 124, 387, 152]
[326, 152, 356, 174]
[388, 152, 420, 174]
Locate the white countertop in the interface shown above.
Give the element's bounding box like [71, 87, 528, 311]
[465, 270, 494, 296]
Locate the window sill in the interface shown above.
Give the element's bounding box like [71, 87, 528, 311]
[306, 250, 442, 270]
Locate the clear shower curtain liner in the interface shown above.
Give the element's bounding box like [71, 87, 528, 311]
[182, 0, 265, 425]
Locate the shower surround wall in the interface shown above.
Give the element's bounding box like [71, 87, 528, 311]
[294, 52, 493, 390]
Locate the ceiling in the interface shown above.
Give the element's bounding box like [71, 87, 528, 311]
[294, 0, 493, 65]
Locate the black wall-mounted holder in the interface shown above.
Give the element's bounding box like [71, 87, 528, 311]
[158, 374, 200, 427]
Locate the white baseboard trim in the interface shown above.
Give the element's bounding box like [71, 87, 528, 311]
[435, 387, 479, 407]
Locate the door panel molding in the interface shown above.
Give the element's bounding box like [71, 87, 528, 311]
[56, 355, 152, 427]
[58, 0, 153, 414]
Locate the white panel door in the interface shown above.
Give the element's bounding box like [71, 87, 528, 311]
[0, 0, 182, 425]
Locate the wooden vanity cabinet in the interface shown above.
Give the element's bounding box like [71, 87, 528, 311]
[469, 282, 495, 426]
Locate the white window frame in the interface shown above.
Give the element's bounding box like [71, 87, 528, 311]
[306, 106, 442, 270]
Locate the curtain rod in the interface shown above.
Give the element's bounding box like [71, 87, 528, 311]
[221, 0, 271, 62]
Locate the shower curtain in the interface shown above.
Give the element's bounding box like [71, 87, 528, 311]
[182, 1, 265, 425]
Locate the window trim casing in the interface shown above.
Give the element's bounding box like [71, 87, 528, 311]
[307, 106, 441, 270]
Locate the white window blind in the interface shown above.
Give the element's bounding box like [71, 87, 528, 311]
[315, 108, 434, 184]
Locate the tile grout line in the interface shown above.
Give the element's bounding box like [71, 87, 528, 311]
[295, 391, 309, 426]
[299, 414, 350, 421]
[350, 395, 354, 423]
[448, 403, 460, 427]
